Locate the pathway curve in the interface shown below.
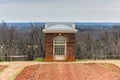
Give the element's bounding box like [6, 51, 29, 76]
[0, 62, 40, 80]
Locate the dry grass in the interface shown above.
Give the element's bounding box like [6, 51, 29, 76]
[76, 59, 120, 65]
[9, 68, 24, 80]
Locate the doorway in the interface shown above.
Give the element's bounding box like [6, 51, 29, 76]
[53, 36, 66, 60]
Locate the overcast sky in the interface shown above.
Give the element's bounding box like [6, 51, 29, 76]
[0, 0, 120, 22]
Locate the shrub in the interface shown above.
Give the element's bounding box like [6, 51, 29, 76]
[0, 58, 3, 62]
[33, 58, 44, 62]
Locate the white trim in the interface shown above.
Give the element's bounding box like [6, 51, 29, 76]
[53, 36, 67, 60]
[43, 30, 77, 33]
[43, 23, 78, 33]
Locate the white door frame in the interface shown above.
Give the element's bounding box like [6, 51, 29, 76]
[53, 36, 67, 60]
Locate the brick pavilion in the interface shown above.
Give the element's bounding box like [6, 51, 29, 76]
[43, 22, 77, 61]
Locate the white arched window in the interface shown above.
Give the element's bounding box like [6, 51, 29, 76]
[53, 36, 66, 60]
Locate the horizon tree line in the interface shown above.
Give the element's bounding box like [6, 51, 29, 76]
[0, 21, 120, 61]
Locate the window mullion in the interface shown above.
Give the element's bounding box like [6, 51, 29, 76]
[54, 36, 66, 55]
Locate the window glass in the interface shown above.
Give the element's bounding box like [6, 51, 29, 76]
[54, 36, 66, 55]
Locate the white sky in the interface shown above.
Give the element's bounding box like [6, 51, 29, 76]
[0, 0, 120, 22]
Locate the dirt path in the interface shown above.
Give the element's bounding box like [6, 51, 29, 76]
[0, 65, 7, 72]
[15, 63, 120, 80]
[0, 62, 40, 80]
[0, 60, 120, 80]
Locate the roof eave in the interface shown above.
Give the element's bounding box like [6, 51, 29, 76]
[43, 29, 78, 33]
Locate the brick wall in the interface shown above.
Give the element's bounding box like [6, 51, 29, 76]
[45, 33, 75, 61]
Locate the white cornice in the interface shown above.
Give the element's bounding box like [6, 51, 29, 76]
[43, 22, 78, 33]
[43, 30, 77, 33]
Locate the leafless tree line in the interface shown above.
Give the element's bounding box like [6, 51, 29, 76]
[76, 26, 120, 59]
[0, 21, 45, 61]
[0, 21, 120, 61]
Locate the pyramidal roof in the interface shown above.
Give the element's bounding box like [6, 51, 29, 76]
[43, 22, 77, 33]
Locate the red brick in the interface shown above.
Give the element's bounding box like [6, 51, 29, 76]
[45, 33, 76, 61]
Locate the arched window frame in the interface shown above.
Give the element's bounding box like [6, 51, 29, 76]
[53, 36, 67, 59]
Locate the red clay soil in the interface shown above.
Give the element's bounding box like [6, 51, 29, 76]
[14, 64, 39, 80]
[15, 63, 120, 80]
[0, 65, 7, 71]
